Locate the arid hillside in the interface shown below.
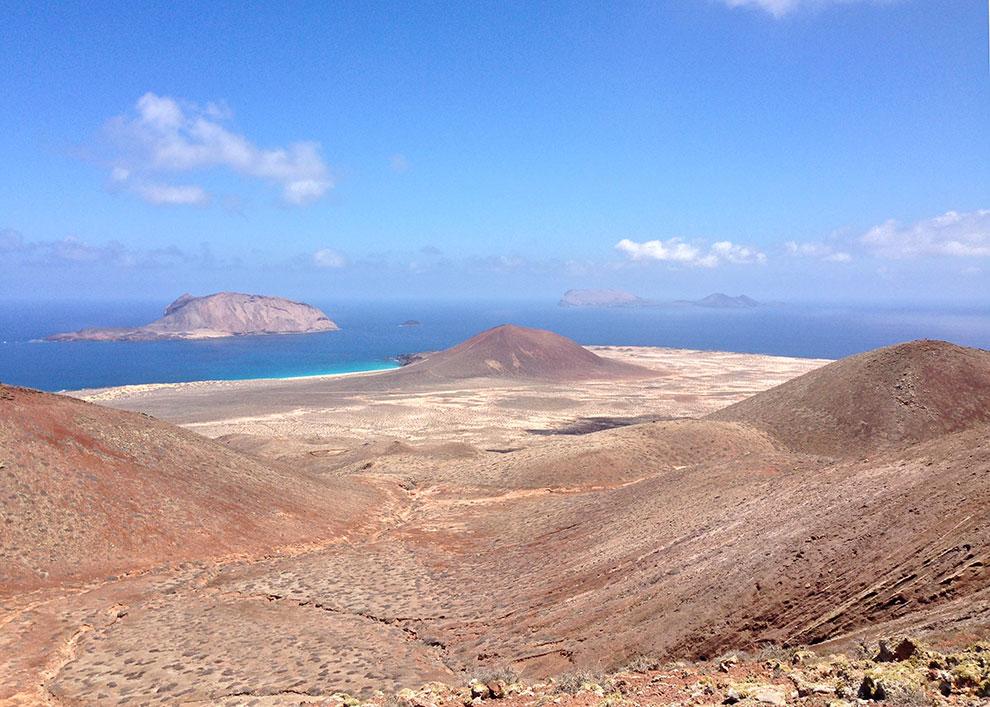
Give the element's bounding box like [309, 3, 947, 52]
[710, 339, 990, 457]
[0, 384, 385, 592]
[2, 339, 988, 705]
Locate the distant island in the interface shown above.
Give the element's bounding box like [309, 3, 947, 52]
[676, 293, 760, 309]
[559, 289, 649, 307]
[48, 292, 339, 342]
[560, 289, 761, 309]
[399, 320, 421, 327]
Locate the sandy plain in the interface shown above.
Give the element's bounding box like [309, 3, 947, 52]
[72, 346, 829, 449]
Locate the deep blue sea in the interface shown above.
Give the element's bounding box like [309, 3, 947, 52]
[2, 299, 989, 392]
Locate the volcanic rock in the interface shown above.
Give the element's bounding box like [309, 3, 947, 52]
[48, 292, 338, 341]
[393, 324, 653, 381]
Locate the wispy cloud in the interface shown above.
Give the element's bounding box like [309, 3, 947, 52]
[312, 248, 348, 268]
[862, 210, 990, 259]
[104, 92, 333, 206]
[718, 0, 893, 19]
[615, 237, 766, 268]
[466, 254, 529, 272]
[784, 240, 852, 262]
[0, 229, 222, 269]
[389, 153, 411, 173]
[133, 182, 211, 206]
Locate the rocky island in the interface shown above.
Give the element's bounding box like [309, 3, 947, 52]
[678, 292, 760, 308]
[558, 289, 649, 307]
[48, 292, 339, 341]
[560, 289, 761, 309]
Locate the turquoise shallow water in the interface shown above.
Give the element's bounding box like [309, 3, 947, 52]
[2, 299, 989, 391]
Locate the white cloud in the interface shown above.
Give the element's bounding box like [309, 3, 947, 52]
[467, 254, 529, 272]
[284, 179, 329, 206]
[134, 182, 210, 206]
[721, 0, 799, 16]
[862, 210, 990, 259]
[615, 237, 766, 268]
[718, 0, 893, 18]
[617, 238, 704, 264]
[312, 248, 348, 268]
[0, 232, 198, 269]
[784, 240, 852, 262]
[708, 240, 767, 265]
[107, 92, 333, 206]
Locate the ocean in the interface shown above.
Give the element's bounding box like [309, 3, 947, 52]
[2, 299, 989, 392]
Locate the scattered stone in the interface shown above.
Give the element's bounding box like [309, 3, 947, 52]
[751, 685, 787, 705]
[858, 671, 887, 700]
[796, 680, 835, 697]
[790, 650, 817, 665]
[469, 680, 490, 700]
[718, 655, 739, 672]
[722, 687, 741, 704]
[875, 637, 919, 663]
[485, 679, 506, 699]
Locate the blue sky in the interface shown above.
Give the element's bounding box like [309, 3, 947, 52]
[1, 0, 988, 302]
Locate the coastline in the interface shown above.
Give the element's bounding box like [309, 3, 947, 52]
[67, 345, 831, 405]
[66, 361, 400, 401]
[66, 344, 832, 453]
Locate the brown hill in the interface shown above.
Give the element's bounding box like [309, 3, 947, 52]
[0, 384, 381, 592]
[709, 339, 990, 457]
[48, 292, 338, 341]
[395, 324, 653, 382]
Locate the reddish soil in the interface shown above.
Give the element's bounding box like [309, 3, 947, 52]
[393, 324, 655, 381]
[1, 338, 989, 704]
[0, 384, 388, 592]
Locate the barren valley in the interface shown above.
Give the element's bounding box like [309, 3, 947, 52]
[2, 327, 989, 706]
